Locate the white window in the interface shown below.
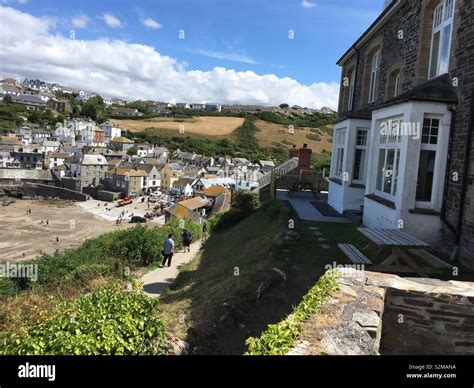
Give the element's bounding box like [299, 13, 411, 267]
[348, 70, 356, 110]
[376, 119, 402, 199]
[416, 116, 440, 208]
[353, 128, 369, 183]
[394, 72, 401, 97]
[429, 0, 455, 79]
[369, 51, 380, 103]
[333, 129, 346, 179]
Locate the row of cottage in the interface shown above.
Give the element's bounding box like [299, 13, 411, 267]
[0, 121, 276, 201]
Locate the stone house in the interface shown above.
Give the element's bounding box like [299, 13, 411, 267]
[109, 137, 135, 152]
[328, 0, 474, 268]
[65, 154, 109, 191]
[103, 168, 148, 197]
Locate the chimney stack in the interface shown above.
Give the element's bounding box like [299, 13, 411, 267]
[298, 144, 312, 170]
[289, 144, 299, 159]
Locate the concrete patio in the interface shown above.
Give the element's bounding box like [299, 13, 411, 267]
[276, 189, 351, 223]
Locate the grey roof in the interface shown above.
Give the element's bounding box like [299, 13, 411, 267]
[81, 154, 109, 165]
[173, 177, 195, 187]
[11, 94, 46, 105]
[0, 168, 54, 181]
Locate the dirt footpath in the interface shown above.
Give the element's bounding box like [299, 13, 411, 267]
[0, 200, 128, 262]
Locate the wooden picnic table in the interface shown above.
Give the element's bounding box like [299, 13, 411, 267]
[357, 228, 433, 277]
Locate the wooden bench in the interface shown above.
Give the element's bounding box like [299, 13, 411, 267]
[338, 243, 373, 265]
[408, 249, 453, 269]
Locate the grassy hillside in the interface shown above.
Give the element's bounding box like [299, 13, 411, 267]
[158, 201, 368, 354]
[114, 116, 245, 137]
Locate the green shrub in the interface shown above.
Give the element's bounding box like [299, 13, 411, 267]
[0, 278, 19, 298]
[1, 221, 203, 298]
[306, 133, 321, 141]
[231, 191, 260, 215]
[245, 271, 339, 355]
[1, 282, 169, 355]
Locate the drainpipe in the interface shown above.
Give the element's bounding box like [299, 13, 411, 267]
[440, 104, 457, 236]
[454, 88, 474, 255]
[442, 88, 474, 262]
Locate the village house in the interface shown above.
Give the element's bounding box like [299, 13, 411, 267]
[150, 146, 169, 162]
[160, 164, 183, 191]
[171, 176, 195, 197]
[0, 151, 18, 168]
[10, 94, 46, 111]
[100, 121, 122, 142]
[81, 126, 105, 148]
[111, 107, 142, 117]
[44, 151, 70, 169]
[63, 154, 109, 192]
[11, 146, 43, 169]
[47, 97, 72, 113]
[328, 0, 474, 268]
[135, 163, 160, 192]
[192, 177, 235, 194]
[103, 167, 148, 197]
[164, 196, 210, 224]
[109, 137, 135, 152]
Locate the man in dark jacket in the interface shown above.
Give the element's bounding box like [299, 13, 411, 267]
[182, 229, 192, 253]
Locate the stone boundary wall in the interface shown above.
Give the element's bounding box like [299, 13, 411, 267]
[23, 183, 87, 201]
[289, 269, 474, 355]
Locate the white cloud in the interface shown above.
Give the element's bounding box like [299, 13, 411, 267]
[0, 6, 339, 109]
[140, 17, 162, 29]
[100, 12, 122, 28]
[193, 49, 259, 65]
[301, 0, 317, 9]
[1, 0, 28, 4]
[71, 13, 89, 28]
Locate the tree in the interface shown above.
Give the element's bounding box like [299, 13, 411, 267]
[3, 95, 13, 104]
[279, 103, 289, 109]
[127, 146, 138, 156]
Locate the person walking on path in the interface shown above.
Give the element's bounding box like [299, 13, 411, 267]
[182, 229, 192, 253]
[202, 223, 208, 241]
[160, 233, 175, 268]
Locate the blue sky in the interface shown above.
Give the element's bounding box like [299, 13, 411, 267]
[0, 0, 383, 108]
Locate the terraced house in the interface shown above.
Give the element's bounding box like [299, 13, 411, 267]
[328, 0, 473, 268]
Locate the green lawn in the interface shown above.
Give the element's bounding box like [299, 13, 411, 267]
[158, 201, 369, 354]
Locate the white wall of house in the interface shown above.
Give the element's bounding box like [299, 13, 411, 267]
[328, 118, 371, 213]
[362, 101, 451, 245]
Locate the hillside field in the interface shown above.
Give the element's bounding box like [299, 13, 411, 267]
[113, 116, 245, 137]
[254, 120, 333, 154]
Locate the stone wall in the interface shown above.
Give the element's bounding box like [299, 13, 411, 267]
[23, 183, 87, 201]
[381, 287, 474, 354]
[441, 0, 474, 269]
[290, 269, 474, 355]
[339, 0, 424, 115]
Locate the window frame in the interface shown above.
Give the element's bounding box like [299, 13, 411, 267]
[415, 114, 442, 209]
[368, 50, 380, 103]
[352, 128, 369, 184]
[428, 0, 455, 79]
[332, 128, 347, 179]
[375, 118, 402, 201]
[348, 70, 356, 111]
